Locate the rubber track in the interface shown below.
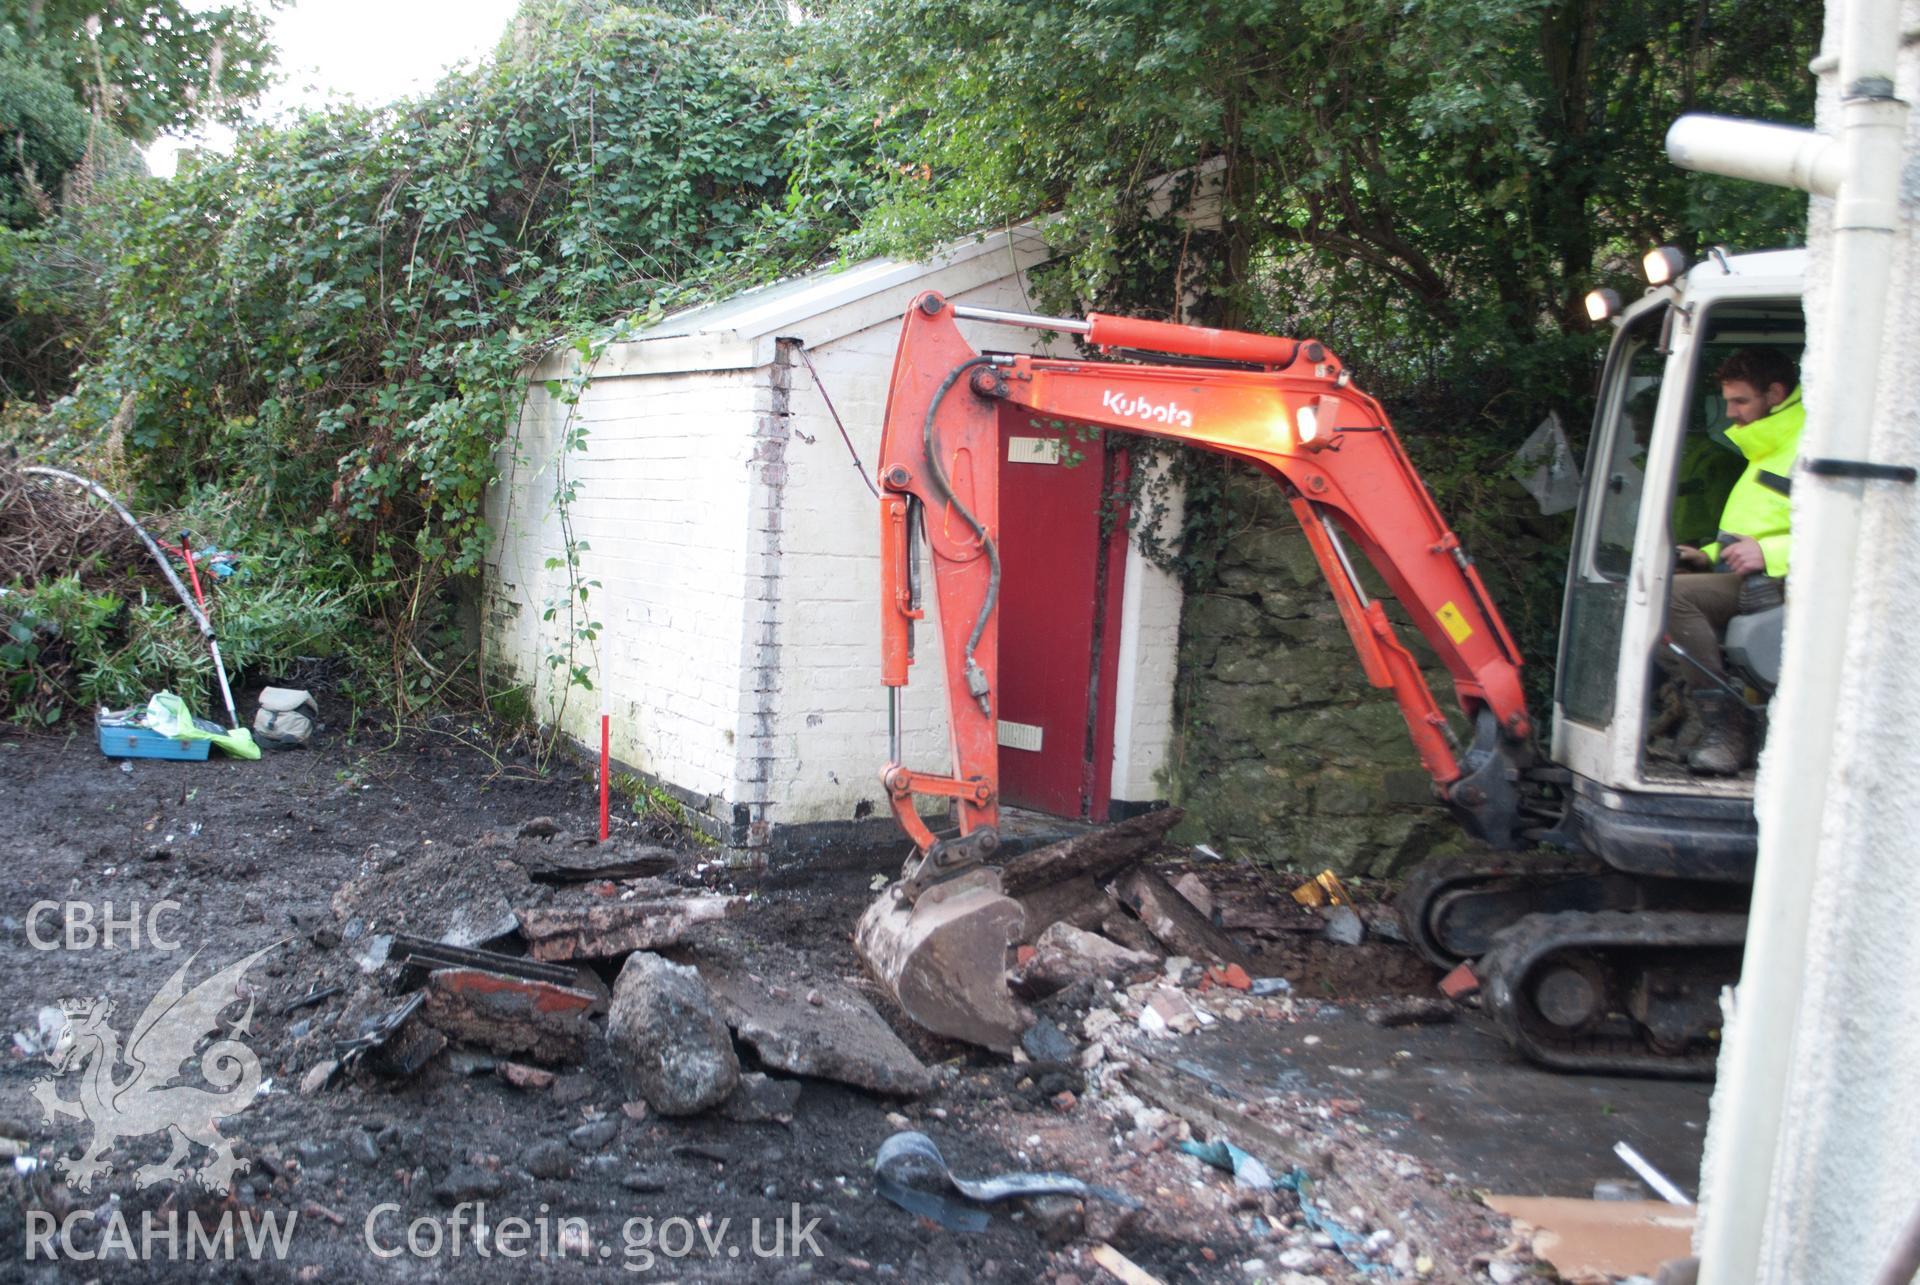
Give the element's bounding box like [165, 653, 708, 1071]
[1479, 909, 1747, 1079]
[1395, 853, 1608, 969]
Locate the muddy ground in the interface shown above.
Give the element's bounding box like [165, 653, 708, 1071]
[0, 700, 1693, 1283]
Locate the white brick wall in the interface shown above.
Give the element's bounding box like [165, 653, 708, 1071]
[484, 367, 764, 810]
[1109, 463, 1185, 804]
[486, 252, 1186, 839]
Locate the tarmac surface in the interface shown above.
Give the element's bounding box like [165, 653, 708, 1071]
[1178, 1001, 1712, 1200]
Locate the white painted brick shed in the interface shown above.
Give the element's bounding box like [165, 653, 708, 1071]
[483, 227, 1185, 851]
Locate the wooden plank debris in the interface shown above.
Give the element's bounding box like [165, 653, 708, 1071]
[1089, 1242, 1165, 1285]
[522, 846, 679, 885]
[1111, 868, 1255, 969]
[514, 896, 743, 961]
[390, 933, 579, 986]
[999, 809, 1183, 897]
[1483, 1196, 1694, 1280]
[420, 968, 597, 1063]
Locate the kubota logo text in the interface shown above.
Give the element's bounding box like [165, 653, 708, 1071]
[1100, 389, 1194, 429]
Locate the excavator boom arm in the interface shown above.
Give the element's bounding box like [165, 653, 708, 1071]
[876, 293, 1533, 870]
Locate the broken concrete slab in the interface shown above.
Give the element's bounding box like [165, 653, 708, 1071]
[854, 867, 1029, 1051]
[420, 968, 597, 1063]
[1169, 873, 1214, 920]
[700, 953, 932, 1098]
[1015, 922, 1162, 999]
[1110, 869, 1255, 970]
[515, 896, 744, 962]
[1098, 910, 1165, 958]
[720, 1072, 801, 1123]
[521, 844, 679, 885]
[1013, 876, 1119, 945]
[999, 808, 1183, 896]
[605, 952, 740, 1116]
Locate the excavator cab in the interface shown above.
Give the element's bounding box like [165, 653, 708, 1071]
[1410, 249, 1807, 1075]
[1553, 248, 1804, 874]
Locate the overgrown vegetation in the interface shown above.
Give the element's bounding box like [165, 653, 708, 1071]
[0, 0, 275, 399]
[828, 0, 1816, 703]
[0, 467, 356, 724]
[0, 1, 887, 726]
[0, 0, 1818, 736]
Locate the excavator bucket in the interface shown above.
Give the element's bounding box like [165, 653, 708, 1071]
[855, 867, 1030, 1051]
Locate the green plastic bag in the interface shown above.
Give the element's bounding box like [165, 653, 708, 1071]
[142, 691, 260, 760]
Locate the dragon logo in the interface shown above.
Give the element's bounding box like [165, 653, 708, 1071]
[29, 945, 275, 1194]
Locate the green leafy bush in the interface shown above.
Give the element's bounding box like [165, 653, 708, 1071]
[0, 490, 362, 727]
[8, 3, 878, 713]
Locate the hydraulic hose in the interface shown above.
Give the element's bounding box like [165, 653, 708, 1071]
[921, 357, 1000, 713]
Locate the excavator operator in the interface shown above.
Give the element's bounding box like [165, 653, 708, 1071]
[1665, 346, 1804, 775]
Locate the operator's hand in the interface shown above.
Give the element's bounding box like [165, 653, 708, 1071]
[1721, 536, 1766, 575]
[1675, 545, 1711, 572]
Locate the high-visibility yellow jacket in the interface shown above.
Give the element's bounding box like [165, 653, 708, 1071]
[1699, 386, 1804, 577]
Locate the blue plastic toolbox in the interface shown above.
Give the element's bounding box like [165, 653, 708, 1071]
[96, 719, 210, 761]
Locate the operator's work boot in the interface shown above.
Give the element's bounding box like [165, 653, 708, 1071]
[1672, 690, 1706, 754]
[1687, 690, 1753, 776]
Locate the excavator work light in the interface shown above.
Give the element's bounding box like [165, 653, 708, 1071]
[1294, 396, 1342, 451]
[1643, 246, 1688, 285]
[1584, 288, 1623, 322]
[1295, 402, 1320, 446]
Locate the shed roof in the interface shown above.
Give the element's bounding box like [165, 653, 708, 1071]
[532, 223, 1053, 380]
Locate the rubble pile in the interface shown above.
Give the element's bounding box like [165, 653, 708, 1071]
[261, 808, 1527, 1281]
[856, 821, 1529, 1281]
[284, 814, 939, 1129]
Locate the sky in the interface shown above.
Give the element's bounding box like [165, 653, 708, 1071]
[146, 0, 525, 177]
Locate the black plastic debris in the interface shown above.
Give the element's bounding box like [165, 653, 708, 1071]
[872, 1131, 1137, 1233]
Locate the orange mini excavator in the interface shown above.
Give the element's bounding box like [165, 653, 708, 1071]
[857, 263, 1786, 1076]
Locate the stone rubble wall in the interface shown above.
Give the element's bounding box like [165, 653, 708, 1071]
[1166, 473, 1460, 877]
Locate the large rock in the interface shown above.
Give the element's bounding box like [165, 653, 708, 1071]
[1015, 923, 1162, 999]
[699, 952, 931, 1097]
[605, 953, 739, 1115]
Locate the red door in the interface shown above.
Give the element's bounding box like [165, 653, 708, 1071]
[994, 419, 1129, 819]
